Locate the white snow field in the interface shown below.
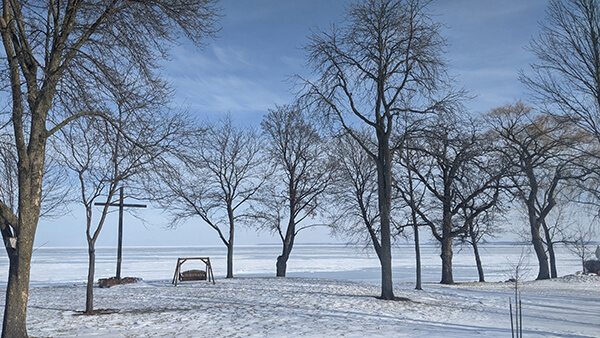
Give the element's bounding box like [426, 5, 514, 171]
[20, 275, 600, 337]
[1, 244, 599, 336]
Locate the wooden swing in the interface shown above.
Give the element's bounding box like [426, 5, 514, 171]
[172, 257, 215, 286]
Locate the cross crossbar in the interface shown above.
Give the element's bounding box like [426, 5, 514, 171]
[95, 187, 147, 279]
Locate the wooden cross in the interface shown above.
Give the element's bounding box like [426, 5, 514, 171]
[94, 187, 146, 279]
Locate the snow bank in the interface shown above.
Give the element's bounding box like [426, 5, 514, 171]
[15, 275, 600, 337]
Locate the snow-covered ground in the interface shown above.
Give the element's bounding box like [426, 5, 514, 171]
[20, 275, 600, 337]
[1, 244, 599, 336]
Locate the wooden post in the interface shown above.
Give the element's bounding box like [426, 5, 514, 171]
[94, 187, 146, 279]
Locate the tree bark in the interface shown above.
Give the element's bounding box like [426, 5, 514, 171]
[226, 243, 234, 278]
[472, 240, 485, 283]
[547, 242, 557, 278]
[542, 222, 558, 278]
[276, 221, 295, 277]
[276, 254, 287, 277]
[407, 152, 422, 291]
[440, 235, 454, 284]
[376, 131, 395, 300]
[468, 225, 485, 282]
[3, 242, 31, 338]
[531, 221, 550, 280]
[3, 149, 44, 337]
[226, 206, 235, 278]
[86, 247, 96, 314]
[413, 222, 422, 290]
[3, 210, 39, 337]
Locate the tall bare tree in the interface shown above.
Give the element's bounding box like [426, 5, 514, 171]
[149, 116, 266, 278]
[55, 86, 185, 314]
[488, 102, 587, 280]
[521, 0, 600, 216]
[522, 0, 600, 145]
[257, 105, 331, 277]
[564, 219, 598, 271]
[301, 0, 454, 299]
[457, 204, 503, 282]
[393, 113, 432, 290]
[0, 1, 220, 335]
[404, 114, 503, 284]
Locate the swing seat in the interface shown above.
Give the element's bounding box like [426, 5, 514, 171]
[172, 257, 215, 285]
[179, 269, 207, 281]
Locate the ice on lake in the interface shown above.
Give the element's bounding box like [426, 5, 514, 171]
[1, 242, 584, 287]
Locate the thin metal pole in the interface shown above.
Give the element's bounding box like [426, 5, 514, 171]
[116, 187, 124, 279]
[519, 292, 522, 338]
[510, 298, 514, 338]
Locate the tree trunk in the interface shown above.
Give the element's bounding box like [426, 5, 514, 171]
[3, 172, 43, 337]
[530, 221, 550, 280]
[547, 241, 557, 278]
[469, 226, 485, 282]
[472, 240, 485, 282]
[413, 219, 422, 290]
[3, 245, 31, 338]
[408, 156, 422, 291]
[542, 222, 557, 278]
[531, 225, 550, 280]
[276, 219, 295, 277]
[276, 254, 287, 277]
[376, 131, 395, 300]
[377, 132, 395, 300]
[85, 246, 96, 314]
[3, 217, 38, 338]
[226, 207, 235, 278]
[440, 236, 454, 284]
[226, 243, 234, 278]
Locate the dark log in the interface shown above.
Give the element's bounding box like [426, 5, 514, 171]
[98, 277, 140, 288]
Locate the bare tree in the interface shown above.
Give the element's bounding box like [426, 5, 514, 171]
[150, 116, 266, 278]
[55, 81, 185, 314]
[562, 212, 599, 272]
[522, 0, 600, 146]
[257, 105, 332, 277]
[327, 133, 380, 248]
[392, 112, 433, 290]
[391, 135, 424, 289]
[457, 207, 503, 282]
[300, 0, 455, 299]
[404, 114, 504, 284]
[521, 0, 600, 218]
[488, 102, 587, 280]
[0, 2, 220, 335]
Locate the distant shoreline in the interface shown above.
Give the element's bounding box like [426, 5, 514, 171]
[28, 241, 570, 250]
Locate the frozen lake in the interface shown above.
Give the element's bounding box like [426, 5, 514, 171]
[1, 242, 586, 287]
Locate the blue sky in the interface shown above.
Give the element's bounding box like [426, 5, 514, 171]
[35, 0, 548, 249]
[165, 0, 547, 123]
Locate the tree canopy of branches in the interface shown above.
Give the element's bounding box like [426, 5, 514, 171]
[328, 133, 380, 247]
[522, 0, 600, 214]
[522, 0, 600, 146]
[149, 117, 266, 279]
[488, 102, 587, 280]
[55, 95, 185, 314]
[301, 0, 453, 300]
[0, 1, 220, 335]
[401, 113, 504, 284]
[256, 105, 331, 277]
